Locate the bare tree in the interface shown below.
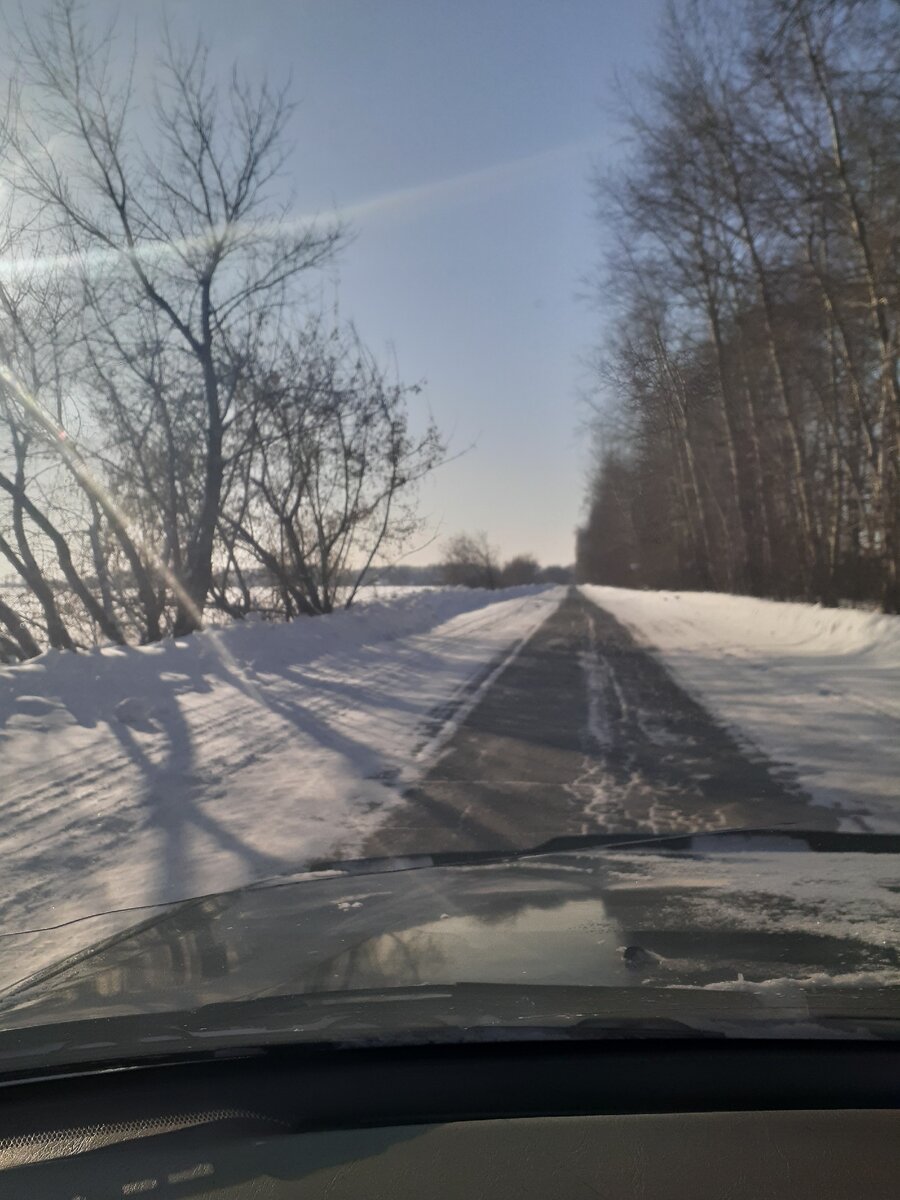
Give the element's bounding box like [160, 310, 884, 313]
[5, 0, 344, 633]
[220, 322, 444, 616]
[0, 215, 125, 650]
[0, 4, 440, 653]
[441, 532, 500, 589]
[500, 554, 540, 586]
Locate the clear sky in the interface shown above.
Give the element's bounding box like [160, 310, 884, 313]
[89, 0, 665, 566]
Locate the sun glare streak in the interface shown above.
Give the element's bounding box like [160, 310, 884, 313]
[0, 361, 205, 634]
[0, 138, 598, 285]
[333, 136, 599, 225]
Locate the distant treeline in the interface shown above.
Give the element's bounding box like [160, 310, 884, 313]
[577, 0, 900, 611]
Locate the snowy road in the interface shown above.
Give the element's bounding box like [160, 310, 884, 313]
[364, 590, 834, 855]
[1, 581, 897, 991]
[0, 587, 563, 989]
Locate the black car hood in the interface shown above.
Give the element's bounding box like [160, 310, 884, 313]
[1, 830, 900, 1066]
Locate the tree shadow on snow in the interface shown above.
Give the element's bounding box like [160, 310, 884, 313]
[107, 697, 289, 902]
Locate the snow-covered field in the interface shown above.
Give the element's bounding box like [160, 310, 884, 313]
[0, 586, 563, 988]
[581, 586, 900, 833]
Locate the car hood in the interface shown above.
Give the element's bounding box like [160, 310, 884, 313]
[1, 830, 900, 1065]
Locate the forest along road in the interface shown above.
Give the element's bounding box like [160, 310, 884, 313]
[363, 589, 837, 856]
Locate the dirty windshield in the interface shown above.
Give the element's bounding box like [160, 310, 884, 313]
[0, 0, 899, 1066]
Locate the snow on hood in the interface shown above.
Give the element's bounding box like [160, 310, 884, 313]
[2, 841, 899, 1040]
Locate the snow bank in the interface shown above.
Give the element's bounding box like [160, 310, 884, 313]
[580, 586, 900, 832]
[0, 585, 563, 988]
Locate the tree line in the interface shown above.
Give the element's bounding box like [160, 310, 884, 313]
[577, 0, 900, 611]
[0, 2, 442, 662]
[440, 532, 572, 589]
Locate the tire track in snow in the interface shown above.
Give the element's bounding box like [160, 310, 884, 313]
[364, 590, 837, 856]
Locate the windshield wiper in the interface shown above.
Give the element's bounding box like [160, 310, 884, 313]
[308, 826, 900, 877]
[3, 824, 896, 948]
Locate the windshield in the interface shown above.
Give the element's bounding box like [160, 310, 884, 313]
[0, 0, 898, 1071]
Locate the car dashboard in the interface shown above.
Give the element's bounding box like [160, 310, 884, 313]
[1, 1038, 899, 1198]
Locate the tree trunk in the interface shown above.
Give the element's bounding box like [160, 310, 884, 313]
[173, 297, 223, 636]
[0, 473, 126, 645]
[732, 183, 823, 596]
[703, 285, 754, 591]
[0, 595, 41, 659]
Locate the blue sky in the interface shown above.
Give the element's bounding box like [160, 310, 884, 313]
[106, 0, 664, 565]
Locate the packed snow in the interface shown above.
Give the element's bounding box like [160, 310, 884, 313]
[0, 586, 563, 988]
[580, 586, 900, 832]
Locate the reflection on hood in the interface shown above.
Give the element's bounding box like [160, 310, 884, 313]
[2, 833, 900, 1039]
